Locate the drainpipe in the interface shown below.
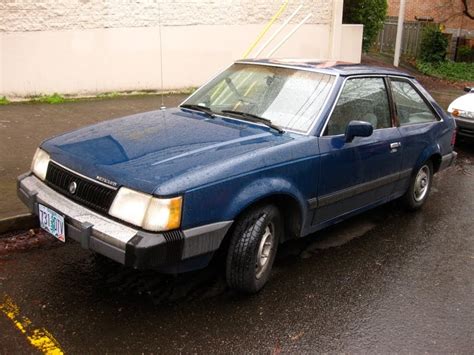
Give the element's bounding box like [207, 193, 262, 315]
[394, 0, 406, 67]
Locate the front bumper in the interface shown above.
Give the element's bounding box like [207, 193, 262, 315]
[454, 117, 474, 139]
[17, 173, 232, 273]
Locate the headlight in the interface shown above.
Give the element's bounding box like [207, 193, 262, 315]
[109, 187, 182, 232]
[31, 148, 50, 180]
[452, 108, 474, 119]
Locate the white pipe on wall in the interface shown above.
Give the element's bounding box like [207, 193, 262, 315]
[267, 13, 313, 57]
[252, 4, 303, 58]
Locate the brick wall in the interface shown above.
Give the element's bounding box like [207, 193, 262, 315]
[387, 0, 474, 31]
[0, 0, 333, 32]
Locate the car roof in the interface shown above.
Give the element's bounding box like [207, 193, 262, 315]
[235, 58, 414, 78]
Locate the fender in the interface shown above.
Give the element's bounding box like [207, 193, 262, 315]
[415, 142, 441, 171]
[225, 176, 308, 232]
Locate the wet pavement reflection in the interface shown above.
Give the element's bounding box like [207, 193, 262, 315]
[1, 143, 473, 353]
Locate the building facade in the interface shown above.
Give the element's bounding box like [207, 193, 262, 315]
[0, 0, 362, 98]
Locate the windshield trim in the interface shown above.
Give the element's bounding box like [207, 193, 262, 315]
[180, 62, 339, 136]
[236, 60, 339, 76]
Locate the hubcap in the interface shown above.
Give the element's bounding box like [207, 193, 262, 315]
[256, 223, 274, 280]
[413, 165, 430, 202]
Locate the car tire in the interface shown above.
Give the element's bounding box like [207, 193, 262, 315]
[402, 161, 433, 210]
[226, 204, 282, 293]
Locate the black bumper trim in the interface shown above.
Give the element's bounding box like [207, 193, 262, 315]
[125, 230, 185, 270]
[439, 151, 457, 171]
[17, 173, 233, 273]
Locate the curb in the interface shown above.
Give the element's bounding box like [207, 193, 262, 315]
[0, 213, 39, 235]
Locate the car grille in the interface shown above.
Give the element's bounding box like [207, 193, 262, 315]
[45, 161, 117, 214]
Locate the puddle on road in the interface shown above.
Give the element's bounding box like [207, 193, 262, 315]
[301, 220, 377, 257]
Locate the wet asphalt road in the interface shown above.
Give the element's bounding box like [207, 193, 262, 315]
[1, 143, 473, 353]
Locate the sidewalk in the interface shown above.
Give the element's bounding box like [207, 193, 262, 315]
[0, 94, 186, 220]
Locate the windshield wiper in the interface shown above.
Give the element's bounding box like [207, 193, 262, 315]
[221, 110, 284, 134]
[180, 104, 215, 118]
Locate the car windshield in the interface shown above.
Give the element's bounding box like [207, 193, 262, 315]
[182, 63, 336, 133]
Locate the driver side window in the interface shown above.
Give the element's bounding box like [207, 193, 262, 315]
[326, 77, 392, 136]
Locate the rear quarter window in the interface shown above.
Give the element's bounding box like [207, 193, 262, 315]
[390, 79, 439, 126]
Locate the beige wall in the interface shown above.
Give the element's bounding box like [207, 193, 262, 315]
[0, 0, 363, 98]
[341, 24, 364, 64]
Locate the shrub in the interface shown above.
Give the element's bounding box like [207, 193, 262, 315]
[343, 0, 388, 52]
[419, 25, 448, 63]
[456, 45, 474, 62]
[0, 96, 9, 105]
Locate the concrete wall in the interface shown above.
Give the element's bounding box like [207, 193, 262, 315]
[0, 0, 363, 97]
[341, 24, 364, 64]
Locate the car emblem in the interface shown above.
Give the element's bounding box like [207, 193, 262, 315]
[96, 175, 118, 187]
[68, 181, 77, 194]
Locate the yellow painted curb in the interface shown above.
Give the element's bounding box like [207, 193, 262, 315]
[0, 294, 65, 354]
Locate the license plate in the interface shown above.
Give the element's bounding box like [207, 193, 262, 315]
[38, 204, 66, 242]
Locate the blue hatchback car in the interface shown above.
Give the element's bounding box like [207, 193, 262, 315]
[18, 59, 457, 293]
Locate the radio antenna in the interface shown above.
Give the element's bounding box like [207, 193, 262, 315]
[159, 3, 165, 110]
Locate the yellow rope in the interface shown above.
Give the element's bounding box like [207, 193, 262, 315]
[242, 0, 289, 59]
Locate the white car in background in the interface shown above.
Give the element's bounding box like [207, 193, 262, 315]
[448, 87, 474, 140]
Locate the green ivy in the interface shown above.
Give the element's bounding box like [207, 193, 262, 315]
[343, 0, 388, 52]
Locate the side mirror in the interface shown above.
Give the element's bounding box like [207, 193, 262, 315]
[345, 120, 374, 142]
[464, 87, 473, 93]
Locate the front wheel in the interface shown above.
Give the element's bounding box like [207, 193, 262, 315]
[226, 205, 282, 293]
[402, 161, 433, 210]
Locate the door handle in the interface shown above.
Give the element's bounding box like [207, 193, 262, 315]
[390, 142, 401, 149]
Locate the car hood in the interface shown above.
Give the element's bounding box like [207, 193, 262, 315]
[42, 108, 294, 195]
[448, 93, 474, 113]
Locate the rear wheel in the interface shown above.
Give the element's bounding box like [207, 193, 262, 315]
[226, 204, 282, 293]
[402, 161, 433, 210]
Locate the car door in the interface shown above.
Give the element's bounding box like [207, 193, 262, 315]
[388, 77, 443, 194]
[314, 76, 403, 225]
